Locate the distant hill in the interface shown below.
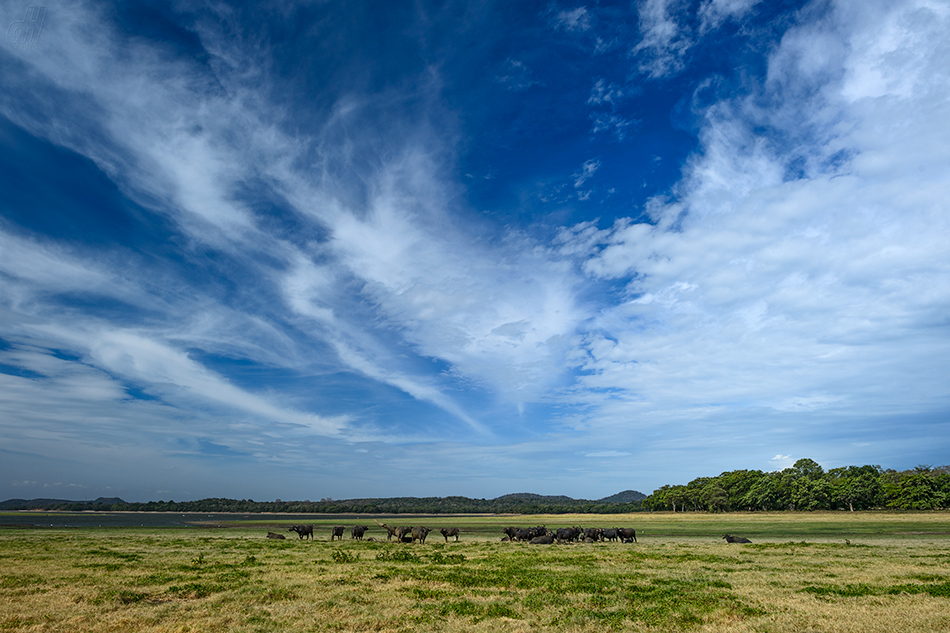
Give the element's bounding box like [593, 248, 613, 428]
[597, 490, 647, 503]
[0, 497, 125, 510]
[492, 492, 578, 503]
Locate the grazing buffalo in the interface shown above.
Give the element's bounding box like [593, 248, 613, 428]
[351, 525, 368, 540]
[616, 528, 637, 543]
[330, 525, 345, 541]
[440, 527, 460, 542]
[396, 526, 413, 542]
[530, 533, 555, 544]
[722, 534, 752, 543]
[603, 528, 619, 542]
[288, 524, 314, 540]
[266, 532, 286, 539]
[411, 526, 430, 544]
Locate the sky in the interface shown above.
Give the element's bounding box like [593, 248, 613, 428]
[1, 0, 948, 503]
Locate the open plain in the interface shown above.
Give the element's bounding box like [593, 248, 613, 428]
[1, 512, 949, 632]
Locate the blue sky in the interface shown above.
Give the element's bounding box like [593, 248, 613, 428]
[1, 0, 948, 503]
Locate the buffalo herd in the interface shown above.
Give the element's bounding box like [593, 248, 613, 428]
[502, 525, 638, 544]
[273, 523, 755, 546]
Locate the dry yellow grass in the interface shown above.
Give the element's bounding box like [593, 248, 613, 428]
[1, 512, 949, 632]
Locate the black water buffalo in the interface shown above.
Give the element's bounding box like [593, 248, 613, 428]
[266, 532, 286, 539]
[351, 525, 368, 540]
[504, 525, 547, 542]
[411, 526, 430, 544]
[530, 533, 555, 544]
[556, 527, 581, 543]
[584, 527, 604, 542]
[722, 534, 752, 543]
[440, 527, 460, 542]
[616, 528, 637, 543]
[288, 524, 313, 540]
[603, 528, 619, 542]
[396, 526, 413, 542]
[513, 528, 533, 542]
[330, 525, 345, 541]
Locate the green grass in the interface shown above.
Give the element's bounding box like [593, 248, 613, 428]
[1, 512, 949, 631]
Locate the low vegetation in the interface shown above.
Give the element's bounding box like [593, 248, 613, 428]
[1, 512, 949, 631]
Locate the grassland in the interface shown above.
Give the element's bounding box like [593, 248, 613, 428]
[1, 512, 949, 632]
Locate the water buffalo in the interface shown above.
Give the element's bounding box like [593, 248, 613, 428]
[288, 524, 313, 540]
[513, 528, 533, 542]
[396, 526, 413, 542]
[440, 527, 460, 542]
[530, 533, 555, 544]
[411, 526, 430, 544]
[616, 528, 637, 543]
[603, 528, 619, 542]
[584, 527, 604, 542]
[330, 525, 345, 541]
[556, 527, 581, 543]
[351, 525, 368, 540]
[266, 532, 286, 539]
[722, 534, 752, 543]
[504, 525, 547, 542]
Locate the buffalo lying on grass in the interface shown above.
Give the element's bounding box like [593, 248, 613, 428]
[530, 533, 555, 544]
[722, 534, 752, 543]
[288, 524, 313, 540]
[266, 532, 286, 539]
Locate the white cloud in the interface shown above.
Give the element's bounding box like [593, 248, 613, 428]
[698, 0, 761, 33]
[554, 7, 592, 32]
[568, 0, 950, 432]
[632, 0, 760, 77]
[591, 112, 638, 140]
[573, 158, 601, 188]
[631, 0, 693, 78]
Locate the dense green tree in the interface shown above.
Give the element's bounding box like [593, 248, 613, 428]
[700, 481, 730, 512]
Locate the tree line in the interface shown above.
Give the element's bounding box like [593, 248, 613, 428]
[642, 459, 950, 512]
[2, 493, 644, 515]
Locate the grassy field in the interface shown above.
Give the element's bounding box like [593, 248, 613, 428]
[2, 512, 949, 632]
